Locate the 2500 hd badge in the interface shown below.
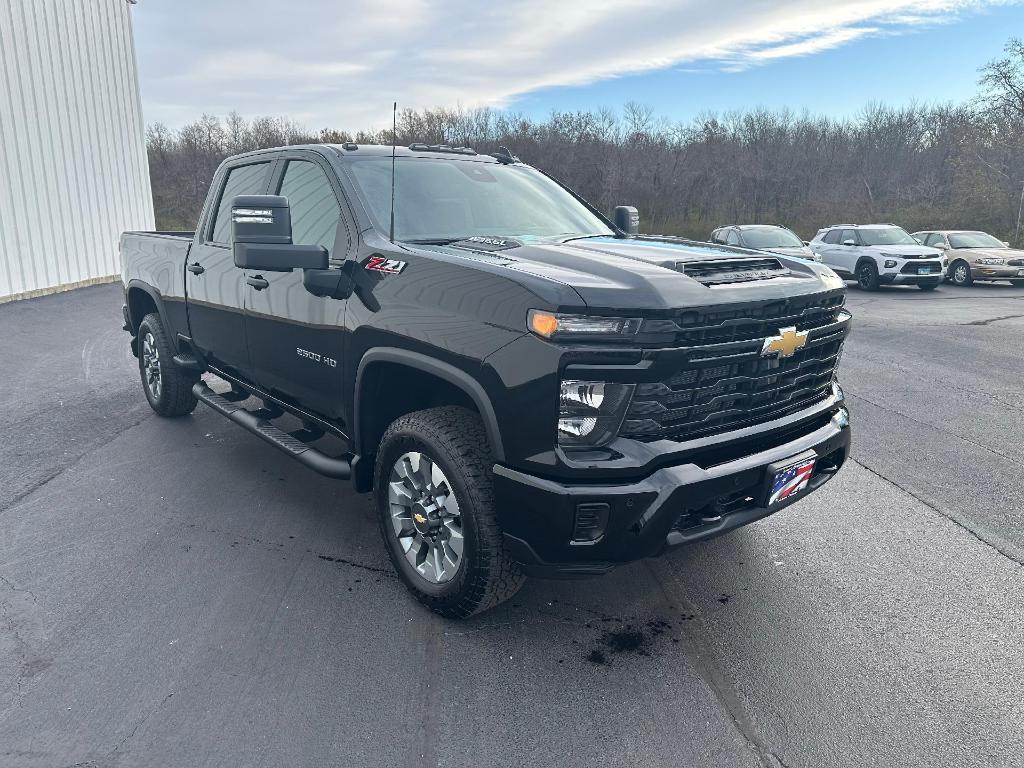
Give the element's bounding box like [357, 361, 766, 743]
[120, 142, 851, 618]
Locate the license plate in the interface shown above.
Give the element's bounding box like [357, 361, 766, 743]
[766, 457, 816, 508]
[918, 266, 933, 275]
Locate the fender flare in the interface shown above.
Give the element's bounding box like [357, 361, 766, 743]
[125, 280, 169, 333]
[353, 347, 505, 462]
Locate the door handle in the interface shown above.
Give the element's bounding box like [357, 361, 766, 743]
[246, 275, 269, 290]
[187, 262, 205, 275]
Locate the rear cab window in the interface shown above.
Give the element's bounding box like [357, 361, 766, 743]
[209, 162, 272, 244]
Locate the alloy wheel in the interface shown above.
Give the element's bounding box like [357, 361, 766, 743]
[953, 264, 969, 284]
[388, 451, 464, 584]
[141, 331, 162, 400]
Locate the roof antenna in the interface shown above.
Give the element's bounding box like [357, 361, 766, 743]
[389, 101, 397, 243]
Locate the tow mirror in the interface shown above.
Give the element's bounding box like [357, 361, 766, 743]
[231, 195, 328, 272]
[613, 205, 639, 235]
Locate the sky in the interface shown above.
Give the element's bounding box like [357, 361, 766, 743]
[130, 0, 1024, 132]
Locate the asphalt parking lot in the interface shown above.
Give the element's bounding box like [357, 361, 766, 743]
[1, 280, 1023, 768]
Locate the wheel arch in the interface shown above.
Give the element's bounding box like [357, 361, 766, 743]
[855, 256, 879, 272]
[353, 348, 506, 475]
[126, 280, 168, 335]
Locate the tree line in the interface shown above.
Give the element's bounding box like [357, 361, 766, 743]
[147, 38, 1024, 245]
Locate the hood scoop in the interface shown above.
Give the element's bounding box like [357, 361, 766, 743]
[677, 257, 789, 286]
[449, 236, 522, 253]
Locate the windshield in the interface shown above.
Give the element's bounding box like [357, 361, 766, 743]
[857, 227, 918, 246]
[741, 227, 803, 249]
[347, 157, 614, 242]
[948, 232, 1006, 249]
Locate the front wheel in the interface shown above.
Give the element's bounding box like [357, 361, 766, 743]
[375, 406, 525, 618]
[857, 261, 880, 291]
[950, 260, 973, 286]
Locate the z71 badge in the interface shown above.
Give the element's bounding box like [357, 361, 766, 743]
[365, 256, 407, 274]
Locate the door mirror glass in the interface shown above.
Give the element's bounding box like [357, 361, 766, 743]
[231, 195, 328, 272]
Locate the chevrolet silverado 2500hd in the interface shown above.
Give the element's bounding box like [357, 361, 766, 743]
[120, 143, 852, 617]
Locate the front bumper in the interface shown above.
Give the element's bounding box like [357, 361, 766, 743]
[972, 265, 1024, 280]
[493, 408, 850, 577]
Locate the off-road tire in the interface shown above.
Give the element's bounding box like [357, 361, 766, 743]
[950, 260, 973, 286]
[857, 261, 880, 291]
[137, 312, 199, 417]
[375, 406, 525, 618]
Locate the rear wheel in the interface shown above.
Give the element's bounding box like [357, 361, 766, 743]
[137, 313, 199, 417]
[950, 260, 973, 286]
[375, 406, 525, 618]
[857, 261, 880, 291]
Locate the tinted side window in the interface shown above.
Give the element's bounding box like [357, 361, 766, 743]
[210, 162, 271, 244]
[925, 233, 945, 246]
[823, 229, 840, 244]
[278, 161, 342, 258]
[840, 229, 857, 244]
[726, 230, 741, 245]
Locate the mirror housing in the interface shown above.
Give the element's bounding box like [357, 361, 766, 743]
[613, 205, 639, 235]
[231, 195, 329, 272]
[303, 267, 353, 300]
[1003, 241, 1011, 248]
[842, 239, 857, 246]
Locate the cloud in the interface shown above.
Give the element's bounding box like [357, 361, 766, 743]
[130, 0, 1012, 129]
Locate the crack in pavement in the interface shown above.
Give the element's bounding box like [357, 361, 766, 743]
[109, 690, 175, 757]
[0, 412, 151, 515]
[845, 391, 1022, 469]
[644, 561, 785, 768]
[962, 313, 1024, 326]
[850, 458, 1024, 569]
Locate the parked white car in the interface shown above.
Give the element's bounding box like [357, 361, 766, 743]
[809, 224, 945, 291]
[710, 224, 820, 261]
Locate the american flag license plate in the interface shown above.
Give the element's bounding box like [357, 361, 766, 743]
[767, 458, 816, 507]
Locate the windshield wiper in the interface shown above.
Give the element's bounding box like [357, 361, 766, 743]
[402, 237, 470, 245]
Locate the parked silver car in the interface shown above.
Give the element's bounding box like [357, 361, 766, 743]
[912, 230, 1024, 286]
[710, 224, 820, 261]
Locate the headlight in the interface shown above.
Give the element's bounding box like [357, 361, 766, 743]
[879, 252, 902, 260]
[884, 260, 897, 269]
[977, 257, 1005, 265]
[558, 380, 634, 447]
[529, 310, 641, 341]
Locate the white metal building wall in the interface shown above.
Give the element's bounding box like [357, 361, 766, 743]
[0, 0, 153, 302]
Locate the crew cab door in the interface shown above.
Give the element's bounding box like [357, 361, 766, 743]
[187, 159, 274, 374]
[243, 155, 355, 421]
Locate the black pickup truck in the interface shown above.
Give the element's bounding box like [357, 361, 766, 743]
[120, 143, 851, 617]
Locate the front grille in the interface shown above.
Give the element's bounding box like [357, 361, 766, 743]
[621, 292, 849, 443]
[900, 262, 941, 274]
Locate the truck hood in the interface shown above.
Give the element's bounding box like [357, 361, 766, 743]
[428, 235, 845, 312]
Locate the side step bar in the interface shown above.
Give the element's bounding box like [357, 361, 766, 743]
[192, 381, 351, 480]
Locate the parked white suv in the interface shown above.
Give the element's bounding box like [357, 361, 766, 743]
[809, 224, 945, 291]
